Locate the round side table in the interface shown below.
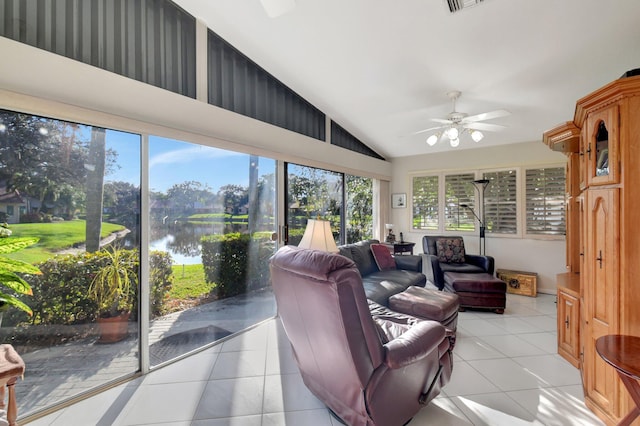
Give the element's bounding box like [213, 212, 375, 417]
[596, 335, 640, 426]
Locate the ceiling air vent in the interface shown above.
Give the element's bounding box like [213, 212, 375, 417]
[446, 0, 484, 13]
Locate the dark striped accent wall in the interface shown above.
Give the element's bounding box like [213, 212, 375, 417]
[207, 30, 325, 142]
[0, 0, 383, 160]
[0, 0, 196, 98]
[331, 121, 384, 160]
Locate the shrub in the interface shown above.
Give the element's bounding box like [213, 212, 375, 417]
[201, 233, 274, 299]
[19, 212, 44, 223]
[149, 250, 173, 317]
[286, 227, 305, 246]
[4, 249, 174, 327]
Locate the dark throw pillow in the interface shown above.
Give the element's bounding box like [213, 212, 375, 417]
[436, 238, 466, 263]
[370, 244, 397, 271]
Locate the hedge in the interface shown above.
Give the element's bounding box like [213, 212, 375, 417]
[201, 233, 274, 299]
[4, 249, 173, 327]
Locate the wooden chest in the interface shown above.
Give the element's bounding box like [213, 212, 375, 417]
[496, 269, 537, 297]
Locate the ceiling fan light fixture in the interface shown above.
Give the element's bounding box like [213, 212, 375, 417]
[413, 91, 510, 149]
[471, 130, 484, 142]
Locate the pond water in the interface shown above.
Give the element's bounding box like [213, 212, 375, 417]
[149, 222, 249, 265]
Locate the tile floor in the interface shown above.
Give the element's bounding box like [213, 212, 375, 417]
[27, 293, 605, 426]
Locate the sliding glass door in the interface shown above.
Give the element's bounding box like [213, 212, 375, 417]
[0, 109, 141, 414]
[148, 137, 277, 367]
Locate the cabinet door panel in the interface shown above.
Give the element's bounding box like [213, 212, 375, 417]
[583, 188, 620, 416]
[558, 289, 580, 367]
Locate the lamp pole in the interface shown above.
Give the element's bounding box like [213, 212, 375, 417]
[460, 203, 483, 255]
[471, 179, 490, 255]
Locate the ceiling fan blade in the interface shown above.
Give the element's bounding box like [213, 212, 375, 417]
[462, 109, 511, 123]
[409, 125, 446, 136]
[430, 118, 454, 124]
[463, 122, 506, 132]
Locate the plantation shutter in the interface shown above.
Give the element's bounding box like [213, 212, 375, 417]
[525, 167, 566, 235]
[483, 170, 517, 234]
[445, 173, 476, 231]
[412, 175, 439, 230]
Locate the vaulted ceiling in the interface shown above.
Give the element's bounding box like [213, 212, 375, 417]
[173, 0, 640, 159]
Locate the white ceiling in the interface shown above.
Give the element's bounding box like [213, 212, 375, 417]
[173, 0, 640, 159]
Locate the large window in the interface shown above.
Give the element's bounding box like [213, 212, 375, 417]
[525, 167, 566, 235]
[0, 108, 280, 418]
[483, 170, 517, 235]
[148, 137, 277, 367]
[0, 109, 141, 415]
[412, 166, 565, 238]
[285, 164, 373, 246]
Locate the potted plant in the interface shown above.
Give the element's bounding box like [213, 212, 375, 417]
[0, 223, 39, 325]
[89, 246, 137, 343]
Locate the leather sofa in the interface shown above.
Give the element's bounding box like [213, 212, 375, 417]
[337, 239, 425, 305]
[421, 235, 494, 291]
[270, 246, 454, 426]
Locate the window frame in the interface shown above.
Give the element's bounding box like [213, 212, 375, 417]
[411, 174, 440, 231]
[482, 168, 519, 236]
[523, 166, 567, 238]
[410, 163, 566, 241]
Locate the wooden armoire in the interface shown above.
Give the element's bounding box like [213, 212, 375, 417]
[543, 73, 640, 425]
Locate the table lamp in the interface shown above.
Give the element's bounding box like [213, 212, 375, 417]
[298, 219, 339, 253]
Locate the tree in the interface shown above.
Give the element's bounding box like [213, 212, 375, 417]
[288, 166, 344, 219]
[217, 184, 248, 215]
[85, 127, 106, 252]
[248, 156, 259, 234]
[166, 181, 214, 217]
[103, 181, 140, 226]
[0, 111, 89, 215]
[346, 175, 373, 243]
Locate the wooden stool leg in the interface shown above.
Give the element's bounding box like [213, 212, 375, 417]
[6, 378, 17, 426]
[0, 384, 5, 413]
[0, 383, 7, 426]
[618, 373, 640, 426]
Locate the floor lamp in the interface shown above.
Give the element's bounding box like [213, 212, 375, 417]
[461, 179, 490, 256]
[472, 179, 489, 255]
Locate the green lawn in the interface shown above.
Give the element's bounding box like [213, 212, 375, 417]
[6, 220, 125, 264]
[170, 263, 215, 300]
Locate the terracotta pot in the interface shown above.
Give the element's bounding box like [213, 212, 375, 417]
[96, 311, 130, 343]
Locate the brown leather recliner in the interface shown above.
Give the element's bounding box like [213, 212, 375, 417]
[270, 246, 454, 426]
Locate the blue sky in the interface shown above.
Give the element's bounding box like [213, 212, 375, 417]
[105, 131, 275, 193]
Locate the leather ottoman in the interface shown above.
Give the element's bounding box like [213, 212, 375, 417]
[388, 286, 460, 331]
[443, 272, 507, 314]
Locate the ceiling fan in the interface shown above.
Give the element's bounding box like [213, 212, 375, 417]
[413, 91, 510, 147]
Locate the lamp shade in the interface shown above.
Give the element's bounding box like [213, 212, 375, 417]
[298, 219, 339, 252]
